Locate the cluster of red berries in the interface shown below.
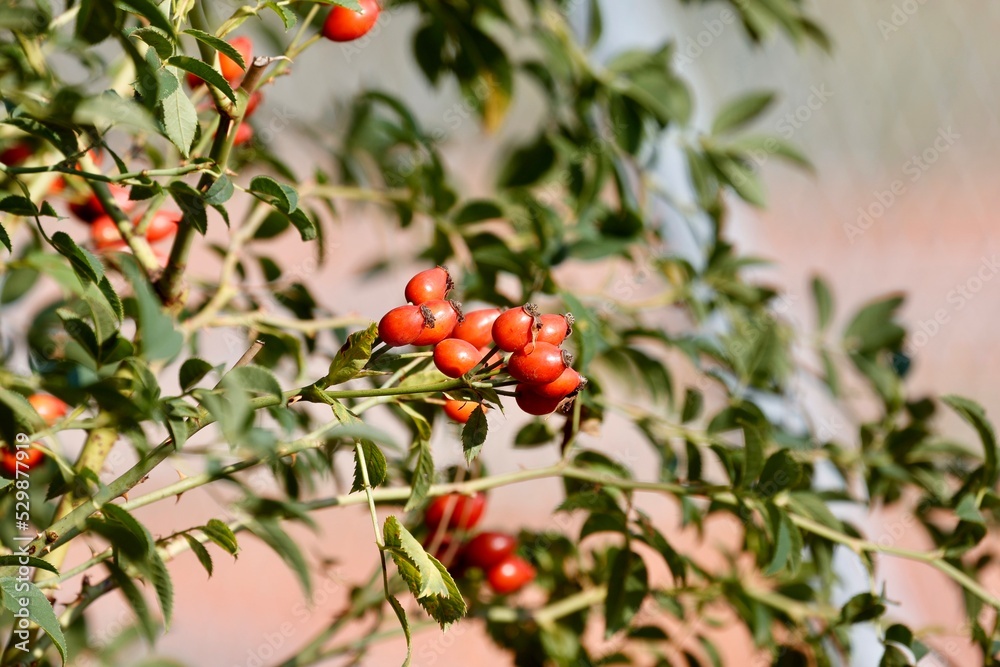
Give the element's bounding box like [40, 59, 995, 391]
[0, 394, 65, 478]
[424, 493, 536, 595]
[377, 267, 586, 423]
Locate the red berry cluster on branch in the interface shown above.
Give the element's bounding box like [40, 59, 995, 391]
[377, 267, 586, 422]
[423, 494, 536, 595]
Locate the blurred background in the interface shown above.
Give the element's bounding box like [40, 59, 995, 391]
[29, 1, 997, 665]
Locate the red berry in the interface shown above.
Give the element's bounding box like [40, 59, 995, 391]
[404, 266, 453, 305]
[533, 368, 583, 399]
[486, 555, 535, 595]
[378, 305, 426, 347]
[425, 493, 486, 531]
[233, 123, 254, 146]
[220, 36, 252, 83]
[144, 210, 181, 243]
[69, 185, 134, 223]
[412, 300, 460, 346]
[28, 394, 68, 425]
[507, 342, 571, 385]
[434, 339, 480, 378]
[0, 143, 33, 166]
[443, 399, 485, 424]
[245, 90, 263, 118]
[322, 0, 381, 42]
[452, 308, 501, 349]
[514, 384, 562, 416]
[462, 532, 517, 570]
[536, 313, 574, 346]
[491, 304, 541, 352]
[0, 445, 44, 478]
[90, 216, 127, 251]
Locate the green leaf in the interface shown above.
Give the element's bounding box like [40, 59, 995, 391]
[764, 504, 793, 575]
[383, 516, 466, 628]
[388, 595, 412, 666]
[203, 173, 234, 205]
[120, 257, 184, 361]
[758, 450, 802, 497]
[712, 91, 775, 135]
[264, 1, 297, 29]
[0, 388, 44, 432]
[183, 534, 214, 577]
[167, 56, 236, 103]
[118, 0, 175, 37]
[158, 86, 198, 157]
[287, 209, 318, 242]
[384, 516, 449, 598]
[461, 406, 488, 464]
[351, 440, 387, 492]
[943, 395, 998, 487]
[843, 295, 905, 356]
[224, 366, 282, 401]
[105, 562, 158, 643]
[604, 548, 649, 636]
[0, 555, 59, 575]
[179, 358, 214, 391]
[839, 592, 886, 625]
[0, 577, 68, 662]
[202, 519, 239, 556]
[811, 276, 834, 331]
[497, 134, 557, 189]
[709, 151, 766, 206]
[131, 26, 174, 60]
[249, 175, 298, 213]
[182, 29, 246, 71]
[404, 438, 434, 512]
[740, 423, 766, 488]
[0, 195, 39, 216]
[0, 221, 9, 252]
[50, 231, 103, 285]
[454, 199, 503, 225]
[148, 551, 174, 629]
[325, 323, 378, 386]
[680, 388, 703, 423]
[101, 503, 155, 555]
[514, 421, 556, 447]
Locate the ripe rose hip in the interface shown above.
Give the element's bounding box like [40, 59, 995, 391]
[536, 313, 574, 346]
[434, 339, 480, 378]
[443, 399, 486, 424]
[425, 493, 486, 531]
[91, 216, 127, 251]
[452, 308, 502, 349]
[322, 0, 381, 42]
[412, 300, 460, 346]
[533, 368, 584, 399]
[378, 305, 426, 347]
[69, 184, 134, 223]
[507, 342, 572, 385]
[514, 384, 562, 416]
[462, 532, 517, 570]
[233, 123, 254, 146]
[187, 36, 251, 86]
[245, 90, 263, 118]
[0, 446, 44, 479]
[0, 142, 33, 166]
[404, 266, 453, 305]
[28, 394, 68, 425]
[491, 304, 541, 352]
[144, 210, 181, 243]
[486, 555, 536, 595]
